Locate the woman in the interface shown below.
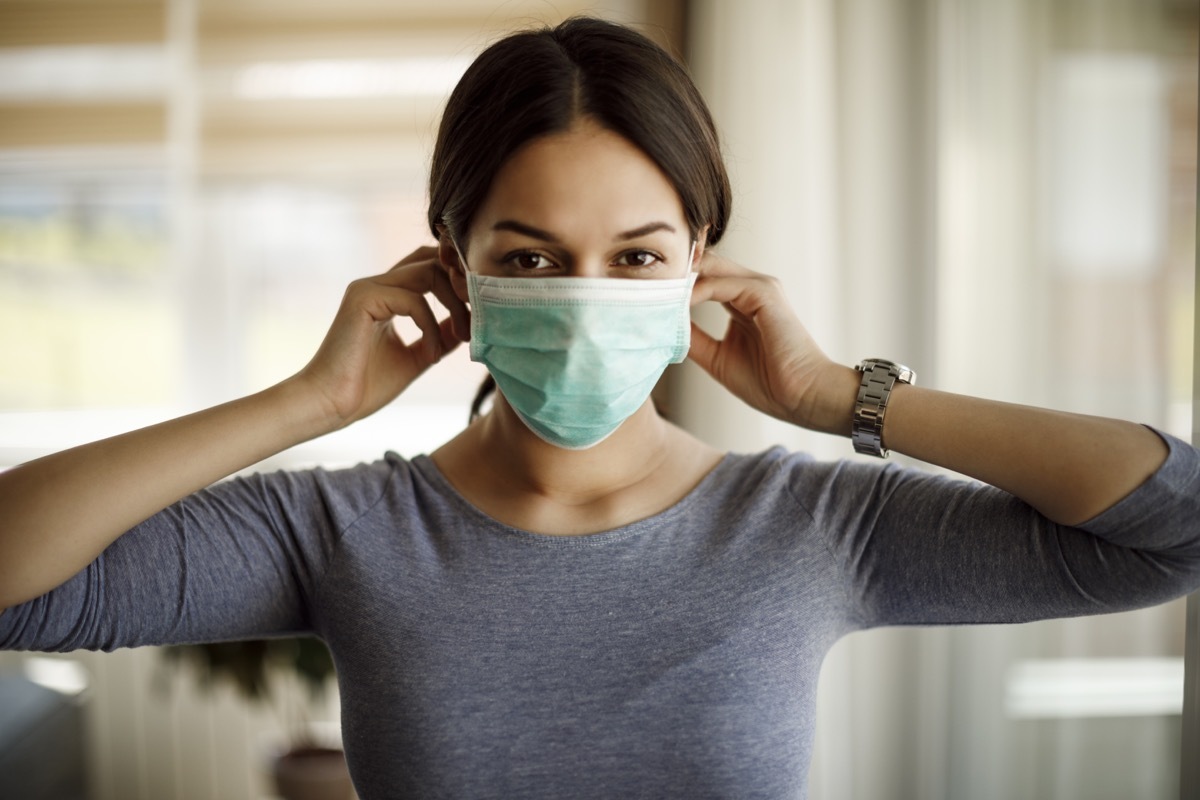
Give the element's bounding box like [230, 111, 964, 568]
[2, 17, 1198, 799]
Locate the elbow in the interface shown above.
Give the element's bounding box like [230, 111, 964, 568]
[0, 584, 29, 613]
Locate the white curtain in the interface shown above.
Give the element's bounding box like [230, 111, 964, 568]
[682, 1, 1195, 798]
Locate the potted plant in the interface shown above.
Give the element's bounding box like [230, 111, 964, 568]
[160, 637, 354, 800]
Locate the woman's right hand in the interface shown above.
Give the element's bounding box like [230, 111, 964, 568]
[295, 246, 471, 429]
[0, 245, 471, 611]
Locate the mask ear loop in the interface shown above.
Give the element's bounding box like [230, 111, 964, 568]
[452, 241, 471, 274]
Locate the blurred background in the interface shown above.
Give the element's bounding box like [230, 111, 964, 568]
[0, 0, 1195, 798]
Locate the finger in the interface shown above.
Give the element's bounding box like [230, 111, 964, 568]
[406, 316, 464, 372]
[695, 250, 759, 279]
[348, 279, 444, 360]
[397, 294, 445, 362]
[387, 245, 440, 271]
[690, 273, 776, 321]
[426, 267, 472, 344]
[376, 260, 471, 345]
[365, 261, 470, 354]
[688, 322, 721, 377]
[435, 315, 463, 354]
[375, 258, 443, 291]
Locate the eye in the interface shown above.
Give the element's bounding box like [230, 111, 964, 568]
[505, 251, 557, 272]
[614, 250, 662, 269]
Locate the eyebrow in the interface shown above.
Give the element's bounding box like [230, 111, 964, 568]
[491, 219, 677, 242]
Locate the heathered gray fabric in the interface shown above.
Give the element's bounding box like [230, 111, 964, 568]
[5, 429, 1200, 799]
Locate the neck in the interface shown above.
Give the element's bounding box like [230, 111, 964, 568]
[471, 393, 675, 502]
[431, 387, 724, 536]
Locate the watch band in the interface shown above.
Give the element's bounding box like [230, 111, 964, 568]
[852, 359, 915, 457]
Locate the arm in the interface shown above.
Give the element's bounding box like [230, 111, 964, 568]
[688, 252, 1171, 527]
[802, 365, 1168, 526]
[0, 382, 329, 612]
[783, 431, 1200, 629]
[0, 247, 468, 611]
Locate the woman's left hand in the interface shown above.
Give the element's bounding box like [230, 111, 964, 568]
[688, 252, 853, 435]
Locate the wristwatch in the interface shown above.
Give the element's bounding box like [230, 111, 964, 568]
[852, 359, 915, 457]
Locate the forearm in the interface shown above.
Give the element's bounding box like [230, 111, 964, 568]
[0, 248, 461, 613]
[811, 364, 1169, 526]
[688, 259, 1171, 528]
[0, 377, 337, 609]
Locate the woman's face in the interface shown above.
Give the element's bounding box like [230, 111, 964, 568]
[456, 118, 700, 281]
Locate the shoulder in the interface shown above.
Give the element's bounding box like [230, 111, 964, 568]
[717, 445, 888, 496]
[197, 452, 417, 532]
[719, 445, 982, 523]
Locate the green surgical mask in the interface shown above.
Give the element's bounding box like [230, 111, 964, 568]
[464, 248, 696, 449]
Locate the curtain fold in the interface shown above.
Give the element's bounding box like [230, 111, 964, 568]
[683, 1, 1195, 797]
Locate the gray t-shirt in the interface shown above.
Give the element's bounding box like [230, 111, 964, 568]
[5, 430, 1200, 799]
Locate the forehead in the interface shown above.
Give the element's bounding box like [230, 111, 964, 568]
[472, 121, 687, 239]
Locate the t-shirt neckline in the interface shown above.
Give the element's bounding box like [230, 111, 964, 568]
[408, 451, 734, 546]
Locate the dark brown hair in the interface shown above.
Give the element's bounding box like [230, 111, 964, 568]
[427, 16, 732, 420]
[428, 16, 731, 251]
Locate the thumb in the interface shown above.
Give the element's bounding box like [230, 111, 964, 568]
[411, 315, 464, 369]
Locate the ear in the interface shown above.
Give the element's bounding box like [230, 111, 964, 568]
[436, 229, 470, 304]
